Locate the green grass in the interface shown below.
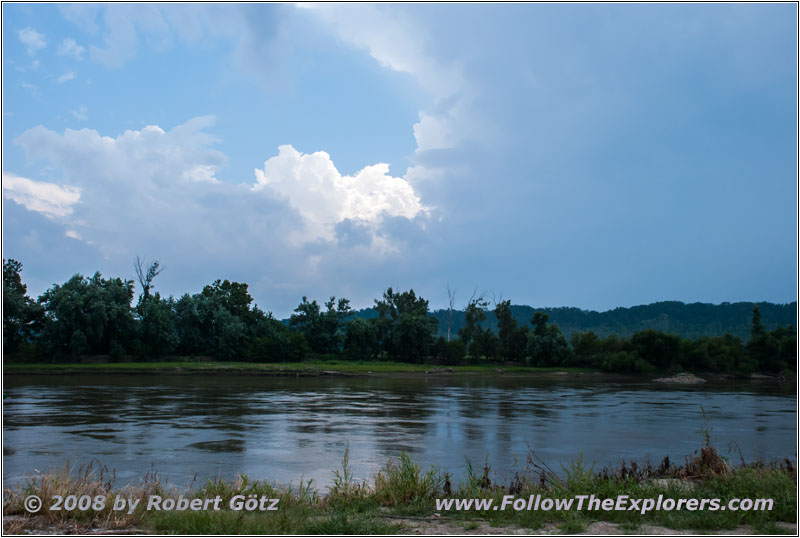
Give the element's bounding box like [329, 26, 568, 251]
[3, 360, 597, 376]
[4, 446, 795, 535]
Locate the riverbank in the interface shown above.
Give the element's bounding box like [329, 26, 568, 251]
[3, 360, 603, 377]
[5, 361, 791, 386]
[3, 445, 796, 535]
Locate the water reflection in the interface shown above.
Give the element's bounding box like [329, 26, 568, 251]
[3, 374, 796, 488]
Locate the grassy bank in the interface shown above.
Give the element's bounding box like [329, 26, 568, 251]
[3, 360, 598, 377]
[4, 442, 796, 535]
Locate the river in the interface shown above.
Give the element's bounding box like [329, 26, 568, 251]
[3, 374, 796, 489]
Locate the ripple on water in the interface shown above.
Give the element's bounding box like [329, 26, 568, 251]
[2, 374, 796, 489]
[187, 439, 246, 452]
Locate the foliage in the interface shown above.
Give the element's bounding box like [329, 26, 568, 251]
[134, 293, 178, 358]
[494, 300, 527, 361]
[527, 311, 571, 367]
[4, 258, 795, 373]
[38, 272, 135, 357]
[747, 306, 793, 373]
[290, 296, 351, 354]
[5, 442, 795, 535]
[342, 318, 379, 360]
[373, 452, 442, 513]
[469, 328, 500, 361]
[431, 336, 467, 365]
[373, 288, 438, 363]
[458, 295, 488, 355]
[3, 258, 44, 354]
[427, 300, 796, 341]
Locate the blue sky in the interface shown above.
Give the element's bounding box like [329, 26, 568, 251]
[2, 3, 797, 316]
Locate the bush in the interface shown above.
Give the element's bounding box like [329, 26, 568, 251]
[432, 337, 466, 365]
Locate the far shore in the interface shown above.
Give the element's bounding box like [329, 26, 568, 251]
[2, 360, 791, 383]
[2, 360, 600, 377]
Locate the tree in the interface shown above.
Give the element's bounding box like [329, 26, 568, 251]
[3, 259, 44, 353]
[470, 328, 500, 361]
[459, 291, 488, 356]
[708, 334, 748, 373]
[772, 326, 796, 372]
[135, 292, 178, 357]
[630, 329, 681, 370]
[173, 293, 208, 355]
[201, 279, 253, 320]
[750, 305, 765, 339]
[132, 258, 176, 357]
[133, 256, 164, 300]
[527, 312, 571, 367]
[250, 312, 310, 362]
[570, 331, 602, 367]
[172, 280, 254, 360]
[601, 351, 654, 374]
[495, 300, 527, 361]
[747, 306, 784, 373]
[446, 285, 456, 342]
[38, 272, 136, 357]
[373, 288, 438, 362]
[343, 317, 379, 360]
[290, 296, 352, 354]
[432, 336, 467, 365]
[290, 296, 323, 351]
[321, 296, 352, 354]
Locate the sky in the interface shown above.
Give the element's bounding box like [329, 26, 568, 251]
[2, 3, 797, 317]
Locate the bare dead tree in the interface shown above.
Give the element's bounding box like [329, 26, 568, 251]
[488, 291, 503, 309]
[466, 287, 488, 308]
[446, 285, 457, 342]
[134, 256, 165, 300]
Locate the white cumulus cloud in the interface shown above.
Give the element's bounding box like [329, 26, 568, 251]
[57, 38, 86, 59]
[69, 105, 88, 121]
[20, 82, 39, 95]
[2, 172, 81, 219]
[11, 118, 428, 265]
[253, 145, 426, 243]
[299, 3, 477, 184]
[298, 4, 462, 99]
[57, 72, 77, 84]
[18, 27, 46, 55]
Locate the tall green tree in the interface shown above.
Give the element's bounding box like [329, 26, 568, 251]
[135, 292, 178, 357]
[132, 258, 177, 357]
[527, 311, 571, 366]
[201, 279, 254, 320]
[343, 317, 379, 360]
[290, 296, 352, 354]
[459, 294, 488, 355]
[630, 329, 681, 369]
[3, 259, 44, 353]
[470, 328, 500, 360]
[495, 300, 528, 361]
[570, 331, 602, 368]
[373, 288, 438, 362]
[38, 272, 135, 358]
[747, 305, 783, 373]
[172, 279, 253, 360]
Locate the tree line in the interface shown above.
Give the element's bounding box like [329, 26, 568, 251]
[425, 301, 796, 341]
[3, 259, 795, 375]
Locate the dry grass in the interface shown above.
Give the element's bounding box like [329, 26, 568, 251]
[3, 442, 795, 535]
[3, 459, 175, 531]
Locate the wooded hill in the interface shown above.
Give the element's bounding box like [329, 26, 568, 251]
[350, 301, 796, 342]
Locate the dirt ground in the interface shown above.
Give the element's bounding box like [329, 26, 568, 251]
[387, 516, 797, 535]
[4, 514, 797, 535]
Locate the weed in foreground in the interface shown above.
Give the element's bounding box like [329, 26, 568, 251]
[5, 429, 797, 536]
[373, 452, 442, 514]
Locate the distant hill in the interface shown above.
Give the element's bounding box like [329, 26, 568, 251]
[347, 301, 796, 342]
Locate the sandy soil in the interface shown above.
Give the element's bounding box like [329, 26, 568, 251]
[5, 514, 796, 535]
